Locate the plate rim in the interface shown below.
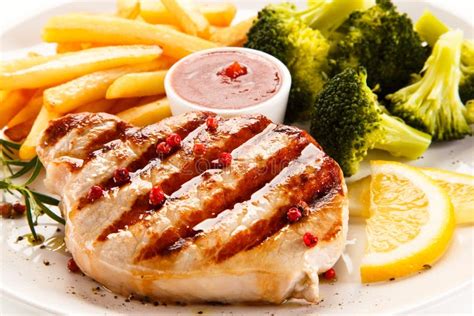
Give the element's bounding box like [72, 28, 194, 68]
[0, 0, 473, 314]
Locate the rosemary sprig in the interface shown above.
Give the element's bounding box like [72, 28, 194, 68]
[0, 139, 64, 240]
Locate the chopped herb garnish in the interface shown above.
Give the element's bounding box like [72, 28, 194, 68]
[1, 139, 64, 239]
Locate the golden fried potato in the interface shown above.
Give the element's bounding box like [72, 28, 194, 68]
[0, 54, 58, 73]
[106, 69, 168, 99]
[7, 90, 43, 128]
[0, 90, 35, 128]
[73, 99, 117, 113]
[161, 0, 210, 38]
[44, 58, 166, 114]
[19, 106, 60, 160]
[0, 90, 8, 103]
[42, 14, 218, 58]
[108, 97, 144, 114]
[0, 45, 162, 90]
[140, 0, 236, 27]
[116, 0, 141, 19]
[200, 3, 236, 27]
[117, 97, 171, 126]
[210, 17, 256, 47]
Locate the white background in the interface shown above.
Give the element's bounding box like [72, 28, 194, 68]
[0, 0, 473, 314]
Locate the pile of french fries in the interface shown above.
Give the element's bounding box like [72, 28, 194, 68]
[0, 0, 256, 160]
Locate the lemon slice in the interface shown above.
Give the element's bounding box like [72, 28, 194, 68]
[419, 167, 474, 224]
[360, 161, 455, 283]
[348, 168, 474, 224]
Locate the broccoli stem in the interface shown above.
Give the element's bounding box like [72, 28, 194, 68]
[373, 113, 432, 159]
[298, 0, 375, 36]
[414, 10, 450, 47]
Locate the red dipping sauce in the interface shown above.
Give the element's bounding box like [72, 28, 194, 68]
[170, 50, 282, 110]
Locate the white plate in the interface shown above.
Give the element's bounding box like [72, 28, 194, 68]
[1, 1, 473, 314]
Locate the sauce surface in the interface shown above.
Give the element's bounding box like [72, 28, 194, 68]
[171, 51, 282, 110]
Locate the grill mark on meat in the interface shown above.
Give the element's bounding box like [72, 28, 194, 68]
[214, 158, 341, 262]
[41, 113, 127, 149]
[36, 111, 349, 304]
[133, 125, 310, 262]
[76, 113, 211, 210]
[85, 113, 209, 165]
[96, 116, 271, 241]
[42, 114, 90, 147]
[82, 121, 131, 157]
[159, 145, 342, 262]
[39, 113, 137, 174]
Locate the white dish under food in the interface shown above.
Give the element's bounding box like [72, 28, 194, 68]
[0, 0, 473, 314]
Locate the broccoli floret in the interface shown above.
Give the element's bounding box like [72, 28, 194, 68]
[329, 0, 430, 96]
[305, 0, 376, 36]
[415, 10, 474, 104]
[386, 30, 471, 141]
[460, 40, 474, 103]
[310, 68, 431, 176]
[245, 0, 374, 122]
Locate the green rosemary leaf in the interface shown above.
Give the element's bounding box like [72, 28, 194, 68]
[31, 191, 60, 206]
[0, 139, 21, 150]
[0, 181, 9, 189]
[37, 201, 65, 225]
[4, 160, 30, 166]
[22, 191, 38, 240]
[2, 150, 14, 160]
[9, 160, 37, 179]
[24, 158, 42, 186]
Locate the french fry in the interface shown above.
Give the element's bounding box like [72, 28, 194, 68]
[159, 24, 181, 31]
[7, 91, 43, 128]
[0, 45, 162, 90]
[0, 54, 58, 73]
[200, 3, 236, 27]
[0, 90, 35, 128]
[117, 97, 171, 126]
[116, 0, 141, 19]
[73, 99, 117, 113]
[42, 14, 218, 59]
[56, 42, 84, 53]
[44, 58, 167, 114]
[19, 106, 60, 160]
[109, 97, 144, 114]
[4, 119, 34, 142]
[210, 17, 256, 47]
[161, 0, 210, 38]
[106, 70, 168, 99]
[140, 0, 179, 25]
[56, 43, 107, 54]
[0, 90, 8, 103]
[140, 0, 236, 27]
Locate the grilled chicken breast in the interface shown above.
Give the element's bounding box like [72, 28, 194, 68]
[37, 112, 348, 304]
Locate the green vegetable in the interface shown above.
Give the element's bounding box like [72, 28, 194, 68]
[466, 100, 474, 124]
[245, 0, 373, 122]
[414, 10, 449, 47]
[310, 67, 431, 176]
[386, 30, 471, 141]
[0, 139, 63, 240]
[459, 40, 474, 104]
[305, 0, 376, 36]
[414, 10, 474, 104]
[329, 0, 430, 96]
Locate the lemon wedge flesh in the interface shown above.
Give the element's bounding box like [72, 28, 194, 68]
[348, 168, 474, 224]
[419, 167, 474, 224]
[360, 161, 455, 283]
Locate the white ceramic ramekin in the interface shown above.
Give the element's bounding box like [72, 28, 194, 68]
[165, 47, 291, 123]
